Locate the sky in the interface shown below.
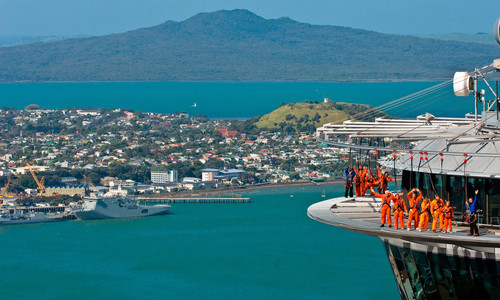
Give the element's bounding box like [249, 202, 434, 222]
[1, 0, 499, 37]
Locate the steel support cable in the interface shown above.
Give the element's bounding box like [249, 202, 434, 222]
[357, 83, 453, 121]
[354, 65, 490, 124]
[353, 90, 454, 137]
[356, 81, 452, 120]
[352, 87, 452, 130]
[448, 108, 500, 141]
[438, 97, 476, 117]
[377, 82, 452, 114]
[396, 92, 454, 119]
[378, 89, 452, 121]
[424, 155, 438, 197]
[410, 154, 413, 189]
[353, 90, 471, 139]
[395, 89, 455, 118]
[338, 81, 452, 123]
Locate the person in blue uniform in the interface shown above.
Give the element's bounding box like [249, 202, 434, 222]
[467, 190, 480, 236]
[344, 165, 355, 198]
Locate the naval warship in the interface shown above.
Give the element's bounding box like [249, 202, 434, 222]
[0, 208, 65, 225]
[74, 196, 170, 220]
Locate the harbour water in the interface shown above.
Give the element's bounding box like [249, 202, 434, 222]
[0, 185, 399, 299]
[0, 81, 462, 119]
[0, 81, 439, 298]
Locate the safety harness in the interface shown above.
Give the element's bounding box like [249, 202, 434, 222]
[444, 207, 453, 219]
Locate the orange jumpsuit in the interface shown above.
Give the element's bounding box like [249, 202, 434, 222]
[443, 205, 454, 232]
[355, 166, 368, 195]
[373, 190, 393, 226]
[376, 166, 394, 193]
[431, 198, 445, 232]
[407, 191, 422, 229]
[418, 200, 431, 231]
[360, 175, 367, 195]
[393, 195, 407, 229]
[354, 175, 363, 197]
[365, 175, 379, 196]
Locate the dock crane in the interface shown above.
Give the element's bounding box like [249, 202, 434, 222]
[26, 163, 46, 196]
[0, 178, 10, 205]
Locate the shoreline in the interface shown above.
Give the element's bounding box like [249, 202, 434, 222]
[148, 180, 343, 198]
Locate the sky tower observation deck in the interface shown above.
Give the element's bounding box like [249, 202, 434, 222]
[308, 18, 500, 299]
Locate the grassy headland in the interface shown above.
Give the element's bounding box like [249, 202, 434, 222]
[253, 100, 388, 133]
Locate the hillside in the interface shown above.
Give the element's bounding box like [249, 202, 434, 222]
[255, 101, 388, 133]
[0, 9, 499, 82]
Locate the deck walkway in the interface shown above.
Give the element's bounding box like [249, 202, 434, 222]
[308, 195, 500, 252]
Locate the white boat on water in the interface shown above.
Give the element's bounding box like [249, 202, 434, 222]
[74, 196, 170, 220]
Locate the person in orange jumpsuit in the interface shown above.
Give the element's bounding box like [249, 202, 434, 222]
[392, 193, 407, 230]
[376, 166, 393, 193]
[365, 171, 379, 196]
[360, 166, 369, 196]
[371, 187, 393, 227]
[353, 166, 365, 196]
[442, 201, 454, 233]
[418, 197, 431, 232]
[354, 174, 363, 197]
[431, 196, 445, 232]
[406, 188, 422, 231]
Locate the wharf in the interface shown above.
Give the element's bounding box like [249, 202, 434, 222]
[138, 197, 251, 204]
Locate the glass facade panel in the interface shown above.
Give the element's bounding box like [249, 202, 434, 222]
[382, 240, 500, 299]
[400, 171, 500, 225]
[431, 174, 444, 200]
[429, 253, 457, 299]
[448, 176, 465, 216]
[488, 179, 500, 225]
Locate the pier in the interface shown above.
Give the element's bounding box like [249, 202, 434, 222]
[138, 197, 251, 204]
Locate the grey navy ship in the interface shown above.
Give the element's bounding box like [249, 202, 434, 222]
[0, 208, 65, 225]
[74, 196, 170, 220]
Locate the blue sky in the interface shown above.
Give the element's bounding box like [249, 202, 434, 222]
[1, 0, 499, 36]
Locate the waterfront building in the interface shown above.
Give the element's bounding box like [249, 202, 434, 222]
[76, 109, 101, 116]
[45, 185, 87, 197]
[151, 170, 178, 184]
[181, 177, 202, 190]
[201, 168, 245, 182]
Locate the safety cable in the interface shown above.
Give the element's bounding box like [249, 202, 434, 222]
[357, 82, 452, 120]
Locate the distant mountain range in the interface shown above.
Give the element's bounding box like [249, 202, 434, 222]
[0, 35, 90, 48]
[0, 9, 499, 82]
[412, 33, 497, 45]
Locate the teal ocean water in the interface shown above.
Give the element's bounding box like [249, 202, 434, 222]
[0, 185, 398, 299]
[0, 81, 464, 118]
[0, 81, 456, 299]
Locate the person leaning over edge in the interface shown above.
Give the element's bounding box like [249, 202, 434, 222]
[392, 193, 407, 230]
[418, 197, 431, 232]
[406, 188, 422, 231]
[371, 187, 393, 228]
[442, 200, 454, 233]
